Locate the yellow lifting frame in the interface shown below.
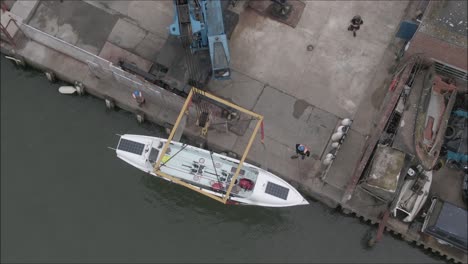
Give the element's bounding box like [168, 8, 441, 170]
[153, 87, 264, 204]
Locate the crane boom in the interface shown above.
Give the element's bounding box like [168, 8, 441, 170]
[169, 0, 231, 80]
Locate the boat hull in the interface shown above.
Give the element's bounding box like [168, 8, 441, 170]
[115, 134, 309, 207]
[392, 169, 432, 222]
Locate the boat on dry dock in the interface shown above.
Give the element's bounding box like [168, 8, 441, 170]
[391, 165, 432, 223]
[115, 134, 309, 207]
[415, 66, 458, 170]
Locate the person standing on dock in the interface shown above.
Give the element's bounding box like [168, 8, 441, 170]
[132, 90, 145, 106]
[291, 144, 311, 160]
[348, 15, 363, 37]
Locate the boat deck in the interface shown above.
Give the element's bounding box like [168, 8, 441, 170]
[116, 134, 309, 207]
[155, 140, 259, 198]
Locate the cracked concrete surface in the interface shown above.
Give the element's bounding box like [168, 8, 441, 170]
[22, 0, 408, 186]
[28, 0, 118, 54]
[8, 2, 468, 261]
[18, 0, 408, 200]
[229, 1, 408, 119]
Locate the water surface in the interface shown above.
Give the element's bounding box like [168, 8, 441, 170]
[1, 57, 443, 263]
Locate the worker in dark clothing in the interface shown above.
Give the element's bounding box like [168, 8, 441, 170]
[348, 15, 363, 37]
[291, 144, 311, 160]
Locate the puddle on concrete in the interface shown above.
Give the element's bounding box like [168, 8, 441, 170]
[293, 99, 310, 119]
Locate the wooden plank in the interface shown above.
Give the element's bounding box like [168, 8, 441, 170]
[172, 114, 187, 142]
[153, 87, 265, 205]
[223, 116, 263, 202]
[156, 171, 225, 203]
[154, 89, 194, 170]
[98, 41, 153, 72]
[342, 61, 415, 203]
[192, 87, 263, 119]
[375, 210, 391, 242]
[248, 0, 306, 28]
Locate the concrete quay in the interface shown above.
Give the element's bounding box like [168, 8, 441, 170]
[1, 1, 466, 263]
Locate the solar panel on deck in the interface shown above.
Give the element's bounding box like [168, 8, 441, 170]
[265, 182, 289, 200]
[117, 138, 145, 155]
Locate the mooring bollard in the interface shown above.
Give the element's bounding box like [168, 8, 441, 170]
[136, 112, 145, 124]
[74, 81, 85, 96]
[45, 71, 56, 83]
[105, 98, 115, 110]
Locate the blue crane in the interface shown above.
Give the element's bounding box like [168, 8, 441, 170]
[169, 0, 231, 80]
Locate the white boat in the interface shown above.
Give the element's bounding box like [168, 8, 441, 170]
[115, 134, 309, 207]
[392, 166, 432, 222]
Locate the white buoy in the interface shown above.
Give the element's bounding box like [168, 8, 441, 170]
[331, 131, 344, 141]
[331, 142, 340, 148]
[325, 153, 335, 160]
[58, 86, 77, 94]
[341, 118, 353, 126]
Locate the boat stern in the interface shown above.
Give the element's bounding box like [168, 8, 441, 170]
[248, 172, 310, 207]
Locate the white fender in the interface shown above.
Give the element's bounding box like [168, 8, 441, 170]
[331, 131, 344, 142]
[58, 86, 77, 94]
[341, 118, 353, 126]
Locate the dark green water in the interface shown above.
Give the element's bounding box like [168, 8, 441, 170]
[1, 57, 443, 263]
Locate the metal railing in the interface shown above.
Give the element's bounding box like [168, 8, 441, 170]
[16, 21, 186, 112]
[0, 17, 23, 48]
[434, 60, 468, 82]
